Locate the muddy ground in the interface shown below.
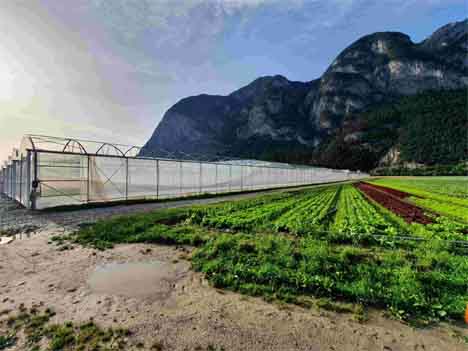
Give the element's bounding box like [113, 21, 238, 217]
[0, 229, 467, 351]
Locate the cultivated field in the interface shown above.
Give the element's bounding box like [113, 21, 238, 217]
[1, 177, 467, 350]
[369, 177, 468, 222]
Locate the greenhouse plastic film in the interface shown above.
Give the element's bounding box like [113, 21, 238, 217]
[1, 149, 367, 209]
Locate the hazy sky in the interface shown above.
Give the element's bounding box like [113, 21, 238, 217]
[0, 0, 466, 162]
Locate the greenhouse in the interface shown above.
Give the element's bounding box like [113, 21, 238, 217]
[0, 135, 367, 210]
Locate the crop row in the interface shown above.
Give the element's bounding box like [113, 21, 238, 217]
[273, 186, 340, 235]
[329, 185, 400, 243]
[187, 181, 468, 248]
[189, 188, 323, 231]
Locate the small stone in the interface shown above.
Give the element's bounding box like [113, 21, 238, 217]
[17, 281, 25, 287]
[67, 287, 77, 293]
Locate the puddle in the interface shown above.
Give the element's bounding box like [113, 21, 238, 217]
[88, 261, 185, 298]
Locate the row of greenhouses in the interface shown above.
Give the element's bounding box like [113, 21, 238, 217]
[0, 135, 367, 209]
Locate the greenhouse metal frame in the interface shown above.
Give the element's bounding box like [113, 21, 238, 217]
[0, 135, 367, 210]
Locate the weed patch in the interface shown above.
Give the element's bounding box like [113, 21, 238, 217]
[0, 306, 144, 350]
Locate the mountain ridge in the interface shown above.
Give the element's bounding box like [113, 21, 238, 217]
[141, 19, 468, 169]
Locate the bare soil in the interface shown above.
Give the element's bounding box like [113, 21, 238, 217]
[1, 229, 467, 351]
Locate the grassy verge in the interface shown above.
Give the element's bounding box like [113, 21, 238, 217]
[66, 208, 207, 250]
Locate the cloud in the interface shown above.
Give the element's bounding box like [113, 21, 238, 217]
[89, 0, 309, 46]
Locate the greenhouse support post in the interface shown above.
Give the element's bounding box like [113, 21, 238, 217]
[156, 159, 160, 199]
[229, 164, 232, 192]
[199, 161, 202, 194]
[125, 158, 129, 200]
[240, 165, 244, 191]
[26, 151, 31, 209]
[179, 161, 182, 195]
[215, 164, 218, 194]
[31, 151, 38, 210]
[87, 155, 90, 203]
[19, 157, 23, 204]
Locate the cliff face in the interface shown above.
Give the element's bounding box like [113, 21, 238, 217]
[307, 27, 466, 134]
[141, 76, 315, 158]
[141, 19, 467, 161]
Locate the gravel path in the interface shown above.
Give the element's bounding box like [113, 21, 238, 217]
[1, 184, 331, 234]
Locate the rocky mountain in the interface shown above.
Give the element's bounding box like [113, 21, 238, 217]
[141, 75, 315, 158]
[141, 19, 467, 168]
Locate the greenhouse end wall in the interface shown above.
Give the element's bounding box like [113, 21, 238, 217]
[1, 136, 368, 210]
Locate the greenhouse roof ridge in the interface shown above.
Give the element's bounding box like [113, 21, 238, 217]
[0, 134, 357, 173]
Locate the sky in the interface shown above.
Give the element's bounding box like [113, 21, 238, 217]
[0, 0, 466, 162]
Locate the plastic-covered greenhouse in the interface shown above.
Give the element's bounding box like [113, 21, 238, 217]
[0, 135, 367, 210]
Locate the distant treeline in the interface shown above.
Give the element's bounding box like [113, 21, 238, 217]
[372, 162, 467, 176]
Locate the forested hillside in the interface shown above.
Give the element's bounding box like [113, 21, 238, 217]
[313, 89, 467, 172]
[364, 89, 466, 164]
